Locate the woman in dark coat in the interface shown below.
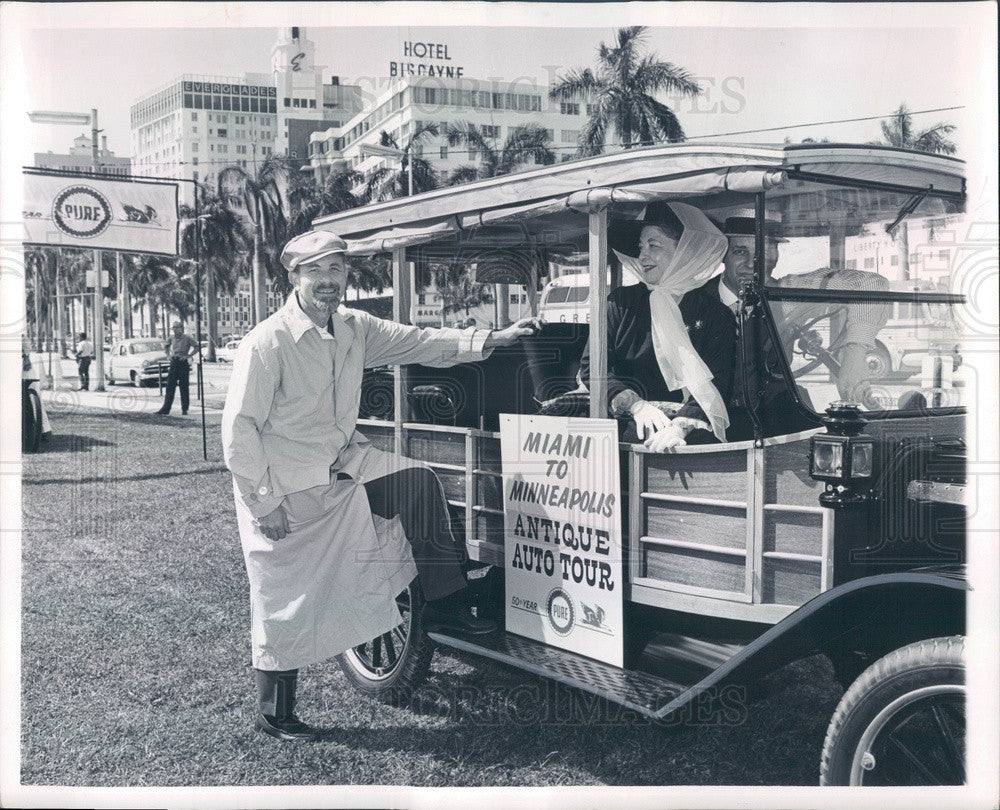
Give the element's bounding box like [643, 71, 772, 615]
[580, 201, 736, 450]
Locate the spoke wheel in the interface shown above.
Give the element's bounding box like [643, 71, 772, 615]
[821, 636, 965, 786]
[336, 579, 435, 704]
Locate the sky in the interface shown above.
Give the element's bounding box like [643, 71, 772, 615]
[6, 4, 993, 162]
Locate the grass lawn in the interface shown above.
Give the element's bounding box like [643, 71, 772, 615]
[20, 403, 844, 786]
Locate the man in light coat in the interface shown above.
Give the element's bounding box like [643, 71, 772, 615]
[222, 230, 539, 741]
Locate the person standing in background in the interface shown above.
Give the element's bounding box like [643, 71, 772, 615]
[74, 332, 94, 391]
[156, 322, 198, 415]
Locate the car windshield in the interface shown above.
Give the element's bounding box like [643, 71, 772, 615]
[130, 341, 164, 355]
[759, 180, 966, 414]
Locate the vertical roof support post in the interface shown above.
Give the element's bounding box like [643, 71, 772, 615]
[588, 207, 609, 420]
[392, 247, 411, 454]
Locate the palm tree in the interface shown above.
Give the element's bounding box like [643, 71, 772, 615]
[24, 247, 56, 352]
[874, 104, 958, 282]
[129, 254, 173, 337]
[346, 254, 392, 301]
[431, 261, 494, 325]
[549, 26, 702, 156]
[878, 103, 957, 155]
[363, 125, 440, 201]
[218, 155, 293, 325]
[149, 267, 198, 329]
[180, 186, 248, 360]
[445, 122, 555, 185]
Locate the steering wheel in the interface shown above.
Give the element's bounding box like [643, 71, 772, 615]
[766, 309, 846, 381]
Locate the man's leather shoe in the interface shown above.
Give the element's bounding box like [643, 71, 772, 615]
[254, 712, 322, 741]
[421, 602, 499, 635]
[155, 408, 169, 415]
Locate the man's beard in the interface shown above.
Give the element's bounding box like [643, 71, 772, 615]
[310, 287, 340, 310]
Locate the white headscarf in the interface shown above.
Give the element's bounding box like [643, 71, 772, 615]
[613, 201, 730, 441]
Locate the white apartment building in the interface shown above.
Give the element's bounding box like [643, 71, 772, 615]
[130, 27, 363, 206]
[844, 215, 963, 287]
[35, 134, 130, 177]
[129, 73, 280, 204]
[308, 74, 592, 185]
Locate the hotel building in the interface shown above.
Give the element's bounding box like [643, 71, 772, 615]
[128, 26, 591, 333]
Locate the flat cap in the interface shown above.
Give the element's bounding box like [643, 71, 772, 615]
[280, 230, 348, 271]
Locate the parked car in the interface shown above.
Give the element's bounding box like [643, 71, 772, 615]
[214, 338, 241, 363]
[105, 338, 170, 387]
[21, 344, 51, 452]
[538, 273, 590, 323]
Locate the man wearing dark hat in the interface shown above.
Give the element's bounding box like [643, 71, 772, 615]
[222, 230, 540, 741]
[703, 213, 890, 438]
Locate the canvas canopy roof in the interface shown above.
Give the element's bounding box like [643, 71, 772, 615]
[313, 143, 965, 259]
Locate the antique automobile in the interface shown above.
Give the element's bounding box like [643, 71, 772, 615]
[316, 143, 969, 786]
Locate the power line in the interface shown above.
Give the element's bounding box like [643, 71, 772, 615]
[126, 103, 964, 174]
[678, 105, 965, 144]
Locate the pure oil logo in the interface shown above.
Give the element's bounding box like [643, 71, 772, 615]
[546, 588, 575, 636]
[52, 185, 112, 238]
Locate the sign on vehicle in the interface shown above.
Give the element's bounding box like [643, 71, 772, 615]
[500, 414, 624, 666]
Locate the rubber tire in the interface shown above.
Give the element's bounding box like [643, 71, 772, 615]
[336, 579, 435, 705]
[22, 386, 43, 453]
[865, 343, 893, 380]
[820, 636, 965, 786]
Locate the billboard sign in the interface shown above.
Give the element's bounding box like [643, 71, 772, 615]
[23, 171, 179, 256]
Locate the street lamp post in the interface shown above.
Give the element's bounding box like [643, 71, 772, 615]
[28, 108, 107, 391]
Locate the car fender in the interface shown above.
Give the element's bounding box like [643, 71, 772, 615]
[655, 569, 966, 719]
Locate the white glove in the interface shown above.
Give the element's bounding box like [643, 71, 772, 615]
[630, 400, 671, 441]
[645, 422, 688, 452]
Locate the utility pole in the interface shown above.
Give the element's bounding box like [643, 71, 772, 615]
[90, 108, 107, 390]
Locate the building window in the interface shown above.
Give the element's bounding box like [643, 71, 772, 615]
[192, 142, 199, 152]
[586, 104, 597, 116]
[890, 255, 899, 266]
[217, 128, 227, 137]
[560, 102, 580, 116]
[561, 130, 580, 143]
[309, 99, 316, 108]
[863, 257, 875, 269]
[439, 146, 448, 159]
[938, 249, 950, 261]
[192, 157, 198, 165]
[191, 112, 198, 121]
[845, 259, 857, 270]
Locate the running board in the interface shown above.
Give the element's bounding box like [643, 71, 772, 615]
[425, 630, 688, 718]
